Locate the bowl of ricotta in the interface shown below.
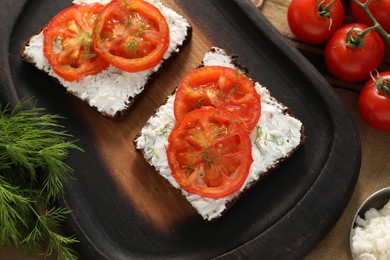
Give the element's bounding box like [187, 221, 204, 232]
[350, 187, 390, 259]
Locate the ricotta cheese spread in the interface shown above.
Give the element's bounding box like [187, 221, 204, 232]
[135, 47, 303, 221]
[23, 0, 191, 117]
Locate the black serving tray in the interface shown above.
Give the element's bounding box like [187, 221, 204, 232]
[0, 0, 361, 259]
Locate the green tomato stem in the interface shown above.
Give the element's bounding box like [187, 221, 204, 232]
[316, 0, 336, 17]
[316, 0, 337, 29]
[345, 25, 376, 48]
[371, 71, 390, 97]
[351, 0, 390, 44]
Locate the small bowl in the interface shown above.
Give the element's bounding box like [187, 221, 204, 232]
[350, 187, 390, 258]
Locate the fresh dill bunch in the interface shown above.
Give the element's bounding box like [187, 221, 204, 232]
[22, 206, 79, 260]
[0, 175, 32, 246]
[0, 100, 82, 259]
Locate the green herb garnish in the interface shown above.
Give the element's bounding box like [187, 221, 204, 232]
[0, 100, 82, 260]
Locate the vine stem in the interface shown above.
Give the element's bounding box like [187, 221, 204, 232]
[351, 0, 390, 44]
[346, 25, 377, 48]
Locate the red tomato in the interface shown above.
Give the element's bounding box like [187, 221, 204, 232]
[351, 0, 390, 33]
[166, 107, 253, 199]
[324, 23, 384, 83]
[174, 66, 261, 131]
[287, 0, 345, 44]
[358, 71, 390, 131]
[93, 0, 169, 72]
[43, 4, 109, 82]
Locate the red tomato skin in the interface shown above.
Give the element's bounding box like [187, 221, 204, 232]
[287, 0, 344, 44]
[324, 23, 385, 83]
[43, 4, 109, 81]
[167, 107, 253, 199]
[351, 0, 390, 33]
[358, 72, 390, 132]
[174, 66, 261, 132]
[93, 0, 169, 72]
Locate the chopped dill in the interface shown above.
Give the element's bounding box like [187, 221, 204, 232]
[201, 151, 213, 167]
[195, 97, 205, 108]
[159, 122, 172, 138]
[182, 165, 195, 177]
[287, 128, 295, 139]
[267, 133, 285, 146]
[83, 52, 96, 59]
[127, 39, 140, 53]
[254, 125, 263, 153]
[146, 146, 159, 159]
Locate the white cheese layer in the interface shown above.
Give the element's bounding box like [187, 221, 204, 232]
[351, 199, 390, 259]
[135, 47, 303, 221]
[23, 0, 190, 117]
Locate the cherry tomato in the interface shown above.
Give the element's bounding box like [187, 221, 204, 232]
[287, 0, 345, 45]
[93, 0, 169, 72]
[351, 0, 390, 33]
[174, 66, 261, 131]
[43, 4, 109, 82]
[166, 107, 253, 199]
[358, 71, 390, 131]
[324, 23, 384, 82]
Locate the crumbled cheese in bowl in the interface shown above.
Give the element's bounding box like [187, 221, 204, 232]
[351, 198, 390, 259]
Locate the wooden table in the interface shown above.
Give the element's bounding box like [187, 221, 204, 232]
[1, 0, 389, 259]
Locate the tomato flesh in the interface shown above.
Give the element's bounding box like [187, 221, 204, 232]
[358, 72, 390, 132]
[174, 66, 261, 131]
[167, 107, 253, 199]
[93, 0, 169, 72]
[43, 4, 109, 82]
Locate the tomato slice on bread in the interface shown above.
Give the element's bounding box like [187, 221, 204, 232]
[174, 66, 261, 131]
[43, 4, 109, 82]
[93, 0, 170, 72]
[167, 107, 253, 199]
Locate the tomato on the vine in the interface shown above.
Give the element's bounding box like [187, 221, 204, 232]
[351, 0, 390, 33]
[324, 23, 384, 83]
[358, 71, 390, 132]
[43, 4, 109, 82]
[93, 0, 169, 72]
[173, 66, 261, 131]
[166, 107, 253, 199]
[287, 0, 345, 45]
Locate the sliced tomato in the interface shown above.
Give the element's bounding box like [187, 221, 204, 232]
[174, 66, 261, 131]
[167, 107, 253, 199]
[43, 4, 109, 82]
[93, 0, 169, 72]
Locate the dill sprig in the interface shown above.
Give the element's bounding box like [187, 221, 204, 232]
[0, 100, 82, 259]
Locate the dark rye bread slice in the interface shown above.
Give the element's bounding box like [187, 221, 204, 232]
[134, 47, 306, 221]
[20, 0, 192, 118]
